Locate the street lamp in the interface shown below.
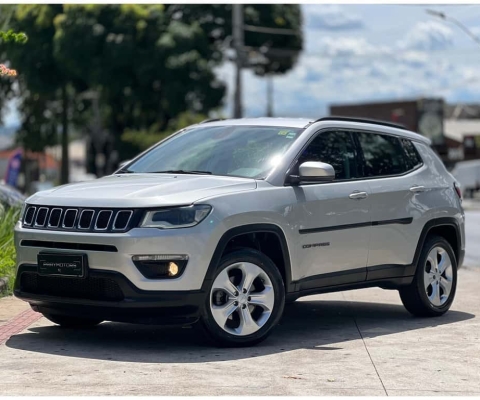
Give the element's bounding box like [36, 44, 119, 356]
[426, 9, 480, 47]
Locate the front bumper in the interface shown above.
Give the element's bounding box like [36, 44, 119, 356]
[14, 221, 221, 291]
[14, 265, 205, 325]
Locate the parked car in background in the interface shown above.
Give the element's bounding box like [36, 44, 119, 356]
[0, 183, 25, 210]
[14, 117, 465, 346]
[451, 160, 480, 198]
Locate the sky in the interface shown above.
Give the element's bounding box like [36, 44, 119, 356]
[4, 4, 480, 126]
[217, 4, 480, 119]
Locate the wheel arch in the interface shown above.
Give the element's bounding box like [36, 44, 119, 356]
[201, 224, 294, 293]
[413, 217, 463, 272]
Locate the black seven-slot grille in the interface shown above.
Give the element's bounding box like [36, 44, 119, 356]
[22, 205, 135, 233]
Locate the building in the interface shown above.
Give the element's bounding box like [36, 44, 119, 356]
[329, 98, 478, 168]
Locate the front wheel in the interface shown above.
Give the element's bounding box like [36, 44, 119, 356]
[42, 313, 103, 328]
[400, 235, 457, 317]
[199, 249, 285, 347]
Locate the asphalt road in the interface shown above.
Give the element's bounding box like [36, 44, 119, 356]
[465, 210, 480, 268]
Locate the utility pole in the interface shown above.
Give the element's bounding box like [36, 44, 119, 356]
[232, 4, 244, 118]
[266, 75, 273, 117]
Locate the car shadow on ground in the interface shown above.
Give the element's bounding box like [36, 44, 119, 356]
[6, 299, 475, 363]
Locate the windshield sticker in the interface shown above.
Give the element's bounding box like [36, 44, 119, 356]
[277, 130, 289, 136]
[286, 132, 297, 139]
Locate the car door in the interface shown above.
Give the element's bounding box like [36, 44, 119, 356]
[286, 130, 372, 289]
[355, 131, 427, 278]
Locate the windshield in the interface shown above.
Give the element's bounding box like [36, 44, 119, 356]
[124, 125, 303, 179]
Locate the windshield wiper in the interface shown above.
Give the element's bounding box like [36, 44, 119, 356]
[115, 168, 134, 174]
[150, 169, 212, 175]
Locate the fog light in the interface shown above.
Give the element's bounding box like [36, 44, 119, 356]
[132, 255, 188, 279]
[168, 262, 179, 276]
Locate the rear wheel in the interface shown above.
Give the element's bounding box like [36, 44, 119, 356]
[42, 313, 103, 328]
[400, 235, 457, 317]
[199, 249, 285, 347]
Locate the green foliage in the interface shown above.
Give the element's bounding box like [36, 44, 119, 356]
[0, 207, 21, 296]
[165, 4, 303, 75]
[122, 111, 208, 152]
[0, 29, 27, 44]
[0, 4, 303, 171]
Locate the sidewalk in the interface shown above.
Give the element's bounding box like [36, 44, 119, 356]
[0, 267, 478, 395]
[0, 295, 30, 326]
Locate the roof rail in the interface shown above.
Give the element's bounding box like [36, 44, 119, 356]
[311, 116, 408, 131]
[199, 118, 225, 124]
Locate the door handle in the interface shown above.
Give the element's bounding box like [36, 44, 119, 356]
[410, 185, 425, 193]
[349, 191, 368, 200]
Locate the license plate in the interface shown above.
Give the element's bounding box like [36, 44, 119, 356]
[37, 252, 87, 278]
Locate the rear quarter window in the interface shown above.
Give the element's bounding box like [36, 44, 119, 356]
[401, 139, 423, 170]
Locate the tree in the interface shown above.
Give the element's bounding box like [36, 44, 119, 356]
[0, 5, 303, 179]
[164, 4, 303, 76]
[2, 5, 73, 184]
[53, 5, 227, 169]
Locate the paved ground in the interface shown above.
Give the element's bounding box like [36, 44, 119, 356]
[0, 265, 479, 396]
[0, 211, 478, 396]
[465, 210, 480, 268]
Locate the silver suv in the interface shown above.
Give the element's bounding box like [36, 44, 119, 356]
[14, 117, 465, 346]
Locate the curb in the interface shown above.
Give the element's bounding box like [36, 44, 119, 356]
[0, 277, 8, 294]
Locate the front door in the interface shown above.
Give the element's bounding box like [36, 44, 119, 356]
[287, 130, 371, 288]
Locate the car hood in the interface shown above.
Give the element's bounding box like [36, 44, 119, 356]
[26, 174, 257, 208]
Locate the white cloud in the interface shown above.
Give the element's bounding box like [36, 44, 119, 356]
[305, 5, 363, 31]
[398, 21, 454, 51]
[217, 10, 480, 119]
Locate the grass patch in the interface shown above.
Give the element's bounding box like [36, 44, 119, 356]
[0, 206, 21, 296]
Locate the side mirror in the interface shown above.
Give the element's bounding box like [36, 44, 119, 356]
[295, 161, 335, 183]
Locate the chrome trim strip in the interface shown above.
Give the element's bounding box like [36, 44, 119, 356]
[62, 209, 78, 229]
[23, 206, 36, 226]
[94, 210, 113, 231]
[78, 209, 95, 230]
[47, 208, 63, 228]
[34, 207, 49, 227]
[112, 210, 133, 231]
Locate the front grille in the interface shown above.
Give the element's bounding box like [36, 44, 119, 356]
[22, 205, 135, 233]
[20, 272, 124, 302]
[35, 207, 48, 226]
[48, 208, 62, 227]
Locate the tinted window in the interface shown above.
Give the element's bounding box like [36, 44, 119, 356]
[357, 132, 408, 177]
[298, 131, 359, 180]
[401, 139, 423, 170]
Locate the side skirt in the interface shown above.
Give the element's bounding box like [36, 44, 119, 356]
[288, 265, 414, 302]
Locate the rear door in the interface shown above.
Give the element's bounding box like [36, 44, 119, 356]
[355, 131, 427, 278]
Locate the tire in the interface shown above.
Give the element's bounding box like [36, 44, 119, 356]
[42, 313, 103, 328]
[198, 248, 285, 347]
[400, 235, 457, 317]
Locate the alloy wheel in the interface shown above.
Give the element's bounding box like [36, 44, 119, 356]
[424, 246, 454, 307]
[210, 262, 275, 336]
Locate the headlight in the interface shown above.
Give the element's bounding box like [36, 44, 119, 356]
[140, 205, 212, 229]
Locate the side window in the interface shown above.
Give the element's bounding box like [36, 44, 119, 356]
[401, 139, 423, 170]
[357, 132, 408, 177]
[298, 131, 359, 180]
